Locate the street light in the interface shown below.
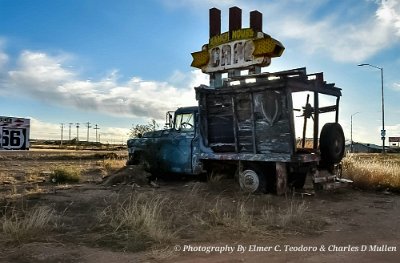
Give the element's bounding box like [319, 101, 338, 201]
[351, 112, 360, 153]
[358, 63, 385, 153]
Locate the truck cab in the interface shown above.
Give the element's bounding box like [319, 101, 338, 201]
[127, 106, 199, 175]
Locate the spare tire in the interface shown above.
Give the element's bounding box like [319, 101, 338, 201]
[320, 123, 345, 164]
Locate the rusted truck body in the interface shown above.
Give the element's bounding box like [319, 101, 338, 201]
[127, 67, 346, 194]
[197, 67, 347, 193]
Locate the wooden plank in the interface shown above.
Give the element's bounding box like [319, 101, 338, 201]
[286, 90, 297, 153]
[231, 96, 239, 152]
[249, 92, 257, 154]
[313, 91, 319, 150]
[335, 97, 340, 123]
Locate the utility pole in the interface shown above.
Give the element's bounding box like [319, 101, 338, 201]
[358, 63, 385, 153]
[86, 122, 91, 142]
[76, 123, 80, 142]
[350, 112, 359, 153]
[68, 123, 73, 141]
[93, 124, 100, 143]
[60, 123, 64, 147]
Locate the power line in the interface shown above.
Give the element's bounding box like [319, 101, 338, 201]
[86, 122, 91, 142]
[60, 123, 64, 146]
[76, 123, 80, 142]
[68, 123, 73, 141]
[93, 124, 100, 143]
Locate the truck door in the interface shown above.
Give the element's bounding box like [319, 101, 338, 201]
[167, 112, 195, 174]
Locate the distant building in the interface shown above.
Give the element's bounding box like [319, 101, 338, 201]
[345, 142, 382, 153]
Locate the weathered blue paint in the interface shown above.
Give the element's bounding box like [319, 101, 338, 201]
[127, 107, 202, 175]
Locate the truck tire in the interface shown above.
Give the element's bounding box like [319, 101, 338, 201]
[320, 123, 345, 164]
[239, 166, 266, 194]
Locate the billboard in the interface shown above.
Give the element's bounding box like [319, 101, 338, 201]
[389, 137, 400, 143]
[0, 116, 30, 150]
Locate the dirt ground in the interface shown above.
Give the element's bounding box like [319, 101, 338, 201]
[0, 149, 399, 263]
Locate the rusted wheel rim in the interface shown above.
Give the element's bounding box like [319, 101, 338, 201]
[239, 169, 260, 193]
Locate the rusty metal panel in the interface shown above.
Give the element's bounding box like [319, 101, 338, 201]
[197, 152, 319, 163]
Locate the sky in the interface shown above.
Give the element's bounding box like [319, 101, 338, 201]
[0, 0, 399, 145]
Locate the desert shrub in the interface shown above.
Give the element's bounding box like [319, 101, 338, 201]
[51, 167, 81, 183]
[1, 206, 55, 243]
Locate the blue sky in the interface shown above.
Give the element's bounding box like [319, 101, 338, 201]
[0, 0, 399, 145]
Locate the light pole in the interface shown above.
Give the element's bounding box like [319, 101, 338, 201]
[351, 112, 359, 153]
[358, 63, 385, 153]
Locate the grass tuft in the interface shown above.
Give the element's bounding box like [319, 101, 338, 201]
[51, 167, 81, 183]
[1, 206, 55, 243]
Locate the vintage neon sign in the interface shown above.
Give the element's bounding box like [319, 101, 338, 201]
[191, 8, 285, 74]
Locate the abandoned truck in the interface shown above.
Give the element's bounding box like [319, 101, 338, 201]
[127, 68, 346, 194]
[126, 7, 347, 194]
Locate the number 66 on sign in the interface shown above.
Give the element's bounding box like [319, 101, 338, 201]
[0, 116, 30, 150]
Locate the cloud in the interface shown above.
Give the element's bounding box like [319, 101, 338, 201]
[3, 50, 206, 120]
[393, 82, 400, 91]
[376, 0, 400, 36]
[162, 0, 400, 63]
[386, 123, 400, 137]
[29, 117, 61, 140]
[0, 52, 7, 70]
[263, 0, 400, 63]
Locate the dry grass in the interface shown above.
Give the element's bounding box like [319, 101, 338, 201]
[1, 206, 55, 244]
[203, 198, 249, 228]
[264, 199, 310, 229]
[99, 192, 176, 251]
[97, 186, 321, 252]
[0, 149, 327, 253]
[99, 158, 126, 172]
[342, 153, 400, 191]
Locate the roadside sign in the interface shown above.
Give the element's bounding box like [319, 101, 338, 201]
[191, 7, 285, 74]
[0, 116, 30, 150]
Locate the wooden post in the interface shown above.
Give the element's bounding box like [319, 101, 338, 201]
[250, 10, 262, 32]
[276, 162, 287, 195]
[229, 6, 242, 32]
